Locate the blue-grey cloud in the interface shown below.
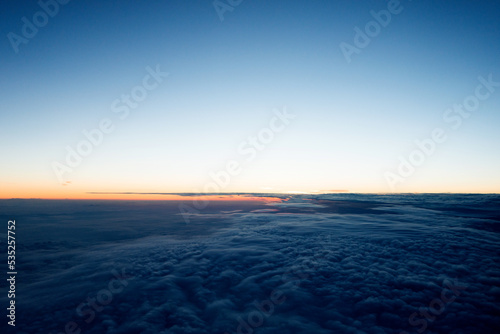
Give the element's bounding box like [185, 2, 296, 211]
[0, 194, 499, 333]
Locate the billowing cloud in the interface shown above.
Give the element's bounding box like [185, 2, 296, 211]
[0, 194, 498, 333]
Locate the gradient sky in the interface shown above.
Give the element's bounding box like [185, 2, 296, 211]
[1, 0, 499, 199]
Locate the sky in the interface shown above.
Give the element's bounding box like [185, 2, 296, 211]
[1, 0, 499, 199]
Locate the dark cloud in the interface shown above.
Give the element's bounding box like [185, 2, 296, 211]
[0, 195, 499, 333]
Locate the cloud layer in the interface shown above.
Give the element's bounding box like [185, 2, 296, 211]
[0, 194, 499, 333]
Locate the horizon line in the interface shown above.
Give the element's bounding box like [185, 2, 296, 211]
[1, 191, 499, 201]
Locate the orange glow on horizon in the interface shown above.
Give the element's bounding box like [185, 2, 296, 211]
[1, 181, 498, 201]
[0, 190, 284, 202]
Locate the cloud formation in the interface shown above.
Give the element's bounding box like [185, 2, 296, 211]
[0, 194, 499, 333]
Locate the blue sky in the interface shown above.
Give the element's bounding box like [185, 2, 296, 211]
[1, 0, 499, 198]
